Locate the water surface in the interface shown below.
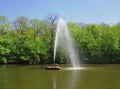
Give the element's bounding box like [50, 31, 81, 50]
[0, 64, 120, 89]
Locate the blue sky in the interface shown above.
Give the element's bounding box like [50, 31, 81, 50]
[0, 0, 120, 24]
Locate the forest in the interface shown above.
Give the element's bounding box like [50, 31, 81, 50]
[0, 15, 120, 64]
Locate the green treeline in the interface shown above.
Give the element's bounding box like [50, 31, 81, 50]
[0, 15, 120, 64]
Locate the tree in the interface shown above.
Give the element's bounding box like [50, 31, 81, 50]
[12, 16, 29, 63]
[30, 19, 47, 38]
[0, 15, 10, 36]
[44, 13, 59, 63]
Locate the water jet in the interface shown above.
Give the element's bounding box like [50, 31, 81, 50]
[46, 18, 80, 70]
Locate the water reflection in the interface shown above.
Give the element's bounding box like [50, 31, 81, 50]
[1, 65, 120, 89]
[63, 67, 84, 89]
[52, 75, 56, 89]
[69, 70, 80, 89]
[51, 68, 82, 89]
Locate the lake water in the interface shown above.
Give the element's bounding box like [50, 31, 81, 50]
[0, 64, 120, 89]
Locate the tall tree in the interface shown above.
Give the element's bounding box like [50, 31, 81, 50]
[12, 16, 29, 63]
[45, 13, 58, 63]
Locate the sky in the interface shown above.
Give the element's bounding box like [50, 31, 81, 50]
[0, 0, 120, 24]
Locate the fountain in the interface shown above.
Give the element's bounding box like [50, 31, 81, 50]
[46, 18, 80, 70]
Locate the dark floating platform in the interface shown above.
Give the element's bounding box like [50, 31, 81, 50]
[45, 64, 62, 70]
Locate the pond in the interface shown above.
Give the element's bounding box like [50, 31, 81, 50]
[0, 64, 120, 89]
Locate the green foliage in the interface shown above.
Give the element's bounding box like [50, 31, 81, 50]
[68, 23, 120, 64]
[0, 15, 120, 64]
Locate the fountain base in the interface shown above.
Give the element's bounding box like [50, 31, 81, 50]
[45, 64, 62, 70]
